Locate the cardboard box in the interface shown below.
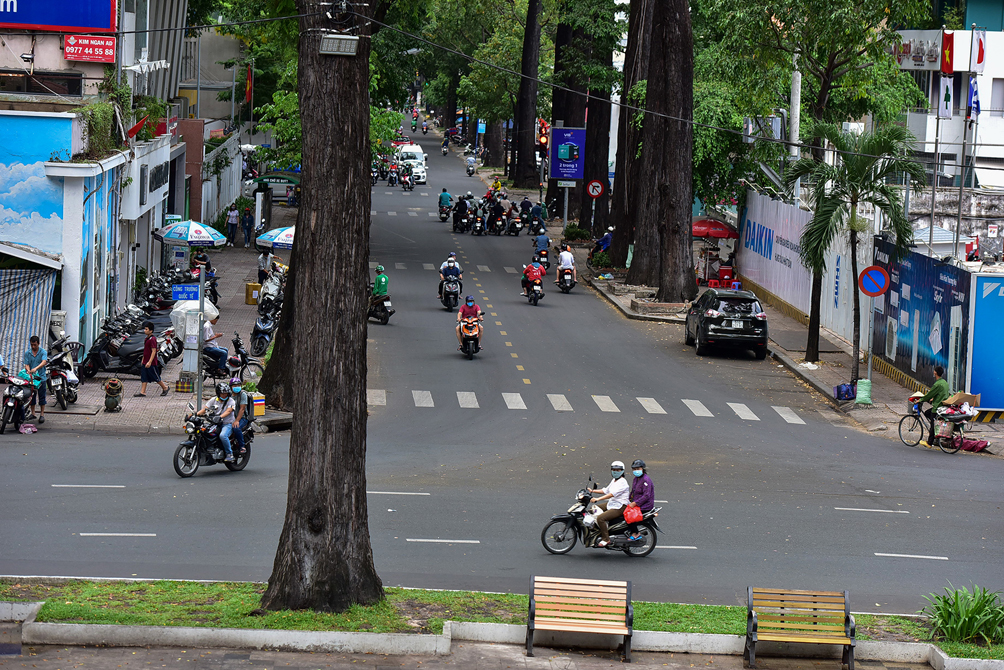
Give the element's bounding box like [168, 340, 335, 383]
[944, 392, 980, 407]
[176, 378, 194, 393]
[252, 392, 266, 417]
[245, 282, 261, 305]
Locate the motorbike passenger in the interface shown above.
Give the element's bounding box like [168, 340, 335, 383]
[438, 254, 463, 298]
[441, 137, 449, 151]
[555, 244, 577, 283]
[521, 261, 546, 297]
[626, 459, 655, 541]
[456, 295, 484, 350]
[229, 377, 250, 456]
[194, 382, 237, 462]
[589, 460, 630, 548]
[371, 265, 390, 305]
[202, 316, 228, 376]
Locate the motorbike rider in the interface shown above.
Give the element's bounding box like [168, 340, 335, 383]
[453, 194, 470, 230]
[202, 316, 228, 376]
[626, 459, 655, 541]
[593, 226, 615, 255]
[439, 188, 452, 210]
[589, 460, 630, 548]
[489, 198, 505, 233]
[455, 295, 484, 350]
[441, 137, 449, 151]
[555, 244, 577, 283]
[229, 377, 251, 456]
[534, 231, 550, 254]
[438, 254, 463, 298]
[519, 196, 533, 217]
[193, 382, 236, 462]
[401, 163, 413, 188]
[466, 154, 477, 174]
[422, 119, 428, 132]
[521, 260, 546, 297]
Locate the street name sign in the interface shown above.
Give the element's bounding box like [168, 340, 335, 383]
[172, 284, 200, 301]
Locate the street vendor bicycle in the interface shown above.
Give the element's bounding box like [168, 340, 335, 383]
[898, 401, 967, 454]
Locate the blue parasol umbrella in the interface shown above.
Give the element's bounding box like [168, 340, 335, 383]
[153, 220, 227, 247]
[256, 226, 295, 249]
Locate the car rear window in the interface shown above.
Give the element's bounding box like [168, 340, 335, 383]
[715, 298, 762, 314]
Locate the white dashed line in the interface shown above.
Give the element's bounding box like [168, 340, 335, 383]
[423, 263, 435, 270]
[773, 406, 805, 424]
[395, 262, 407, 270]
[504, 266, 518, 273]
[79, 533, 156, 537]
[52, 485, 125, 488]
[388, 211, 397, 216]
[367, 389, 387, 406]
[457, 392, 479, 409]
[592, 395, 620, 412]
[728, 403, 760, 420]
[657, 546, 698, 550]
[547, 394, 573, 411]
[682, 399, 713, 417]
[477, 265, 491, 272]
[412, 390, 434, 408]
[406, 538, 480, 544]
[408, 211, 418, 217]
[368, 491, 430, 496]
[874, 553, 948, 561]
[835, 508, 909, 514]
[502, 393, 527, 410]
[637, 397, 666, 414]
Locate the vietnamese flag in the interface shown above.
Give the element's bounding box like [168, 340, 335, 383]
[245, 64, 253, 103]
[941, 30, 954, 75]
[127, 114, 149, 139]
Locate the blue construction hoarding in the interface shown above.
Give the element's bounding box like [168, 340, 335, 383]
[967, 274, 1004, 409]
[870, 238, 972, 393]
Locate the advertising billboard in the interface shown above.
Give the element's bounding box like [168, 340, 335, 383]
[63, 35, 116, 63]
[0, 0, 117, 33]
[870, 238, 971, 391]
[549, 127, 586, 180]
[966, 275, 1004, 409]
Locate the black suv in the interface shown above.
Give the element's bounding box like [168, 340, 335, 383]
[685, 289, 768, 359]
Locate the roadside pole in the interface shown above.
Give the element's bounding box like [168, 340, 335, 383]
[197, 269, 205, 413]
[929, 113, 941, 255]
[867, 293, 875, 381]
[954, 116, 970, 259]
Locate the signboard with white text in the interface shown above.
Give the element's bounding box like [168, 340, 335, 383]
[64, 35, 116, 63]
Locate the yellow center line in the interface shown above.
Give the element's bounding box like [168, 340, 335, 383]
[495, 321, 502, 325]
[511, 353, 518, 358]
[505, 342, 512, 347]
[486, 304, 493, 308]
[500, 331, 507, 336]
[523, 379, 531, 385]
[516, 365, 524, 371]
[490, 312, 497, 316]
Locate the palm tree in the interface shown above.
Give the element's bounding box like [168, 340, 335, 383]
[783, 123, 925, 386]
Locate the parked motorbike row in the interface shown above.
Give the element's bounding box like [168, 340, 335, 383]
[81, 295, 184, 380]
[0, 334, 81, 434]
[250, 264, 285, 357]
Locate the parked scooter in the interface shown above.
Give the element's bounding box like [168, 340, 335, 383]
[249, 310, 278, 357]
[201, 333, 265, 385]
[46, 343, 79, 411]
[0, 368, 42, 434]
[367, 292, 395, 325]
[173, 403, 254, 477]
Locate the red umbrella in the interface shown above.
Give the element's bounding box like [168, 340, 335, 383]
[692, 217, 739, 239]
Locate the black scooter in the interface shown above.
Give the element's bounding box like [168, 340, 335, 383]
[249, 310, 278, 357]
[173, 406, 254, 477]
[0, 367, 42, 434]
[441, 278, 461, 312]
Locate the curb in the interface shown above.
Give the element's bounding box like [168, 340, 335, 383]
[586, 276, 686, 324]
[767, 345, 842, 410]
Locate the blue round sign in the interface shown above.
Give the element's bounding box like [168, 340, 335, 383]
[858, 265, 890, 297]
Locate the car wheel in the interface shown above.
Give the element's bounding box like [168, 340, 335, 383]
[685, 320, 695, 346]
[695, 336, 708, 356]
[754, 347, 767, 360]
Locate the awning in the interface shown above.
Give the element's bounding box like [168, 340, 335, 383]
[0, 241, 62, 270]
[974, 162, 1004, 189]
[124, 60, 169, 74]
[692, 217, 739, 239]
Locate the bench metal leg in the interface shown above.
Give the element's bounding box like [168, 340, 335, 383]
[745, 639, 756, 669]
[623, 634, 632, 663]
[525, 627, 534, 657]
[843, 644, 854, 670]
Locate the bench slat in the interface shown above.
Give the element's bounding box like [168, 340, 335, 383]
[535, 583, 628, 595]
[752, 588, 845, 597]
[757, 613, 844, 621]
[535, 588, 627, 600]
[751, 600, 846, 611]
[536, 595, 630, 608]
[757, 632, 852, 645]
[752, 594, 846, 605]
[535, 620, 630, 635]
[758, 621, 846, 633]
[534, 576, 627, 588]
[535, 608, 628, 621]
[537, 603, 627, 615]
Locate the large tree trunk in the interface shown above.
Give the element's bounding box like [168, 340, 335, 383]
[805, 271, 823, 362]
[260, 0, 383, 613]
[513, 0, 542, 188]
[444, 74, 459, 130]
[546, 20, 587, 218]
[484, 121, 504, 167]
[632, 0, 695, 302]
[609, 0, 654, 268]
[580, 53, 613, 235]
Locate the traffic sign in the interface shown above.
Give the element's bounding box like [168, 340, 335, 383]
[172, 284, 200, 301]
[858, 266, 890, 297]
[586, 180, 605, 199]
[557, 180, 577, 188]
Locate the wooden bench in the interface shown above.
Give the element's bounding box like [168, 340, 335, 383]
[526, 576, 634, 662]
[745, 586, 856, 670]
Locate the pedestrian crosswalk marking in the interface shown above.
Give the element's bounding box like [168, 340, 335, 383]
[592, 395, 620, 412]
[388, 211, 397, 216]
[412, 390, 434, 408]
[504, 266, 518, 273]
[477, 265, 491, 272]
[420, 192, 429, 197]
[502, 393, 526, 410]
[728, 403, 759, 420]
[367, 389, 386, 406]
[423, 263, 435, 270]
[394, 263, 407, 270]
[384, 191, 394, 195]
[408, 211, 418, 217]
[457, 392, 479, 409]
[682, 399, 714, 417]
[637, 397, 666, 414]
[773, 406, 805, 424]
[428, 212, 437, 217]
[548, 394, 573, 411]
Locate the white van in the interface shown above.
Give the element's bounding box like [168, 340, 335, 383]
[396, 144, 428, 184]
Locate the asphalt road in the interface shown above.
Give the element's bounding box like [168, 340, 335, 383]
[1, 126, 1001, 614]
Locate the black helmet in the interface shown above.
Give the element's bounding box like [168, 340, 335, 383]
[215, 382, 231, 397]
[631, 459, 646, 469]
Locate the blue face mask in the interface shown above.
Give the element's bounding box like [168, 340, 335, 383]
[231, 386, 242, 394]
[633, 469, 643, 477]
[466, 301, 474, 306]
[611, 469, 623, 478]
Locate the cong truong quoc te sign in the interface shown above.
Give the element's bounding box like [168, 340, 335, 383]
[0, 0, 117, 33]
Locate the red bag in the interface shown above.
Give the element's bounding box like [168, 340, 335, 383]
[623, 505, 643, 524]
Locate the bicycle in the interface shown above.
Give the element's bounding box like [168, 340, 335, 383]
[898, 401, 964, 454]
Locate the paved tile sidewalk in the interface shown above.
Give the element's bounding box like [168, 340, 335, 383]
[0, 642, 929, 670]
[40, 207, 297, 435]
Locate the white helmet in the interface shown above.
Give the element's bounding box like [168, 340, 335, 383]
[467, 191, 473, 197]
[607, 226, 615, 232]
[447, 259, 455, 267]
[611, 460, 625, 470]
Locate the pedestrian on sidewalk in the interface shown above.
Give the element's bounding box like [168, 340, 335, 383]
[226, 205, 239, 247]
[241, 208, 254, 248]
[22, 335, 47, 424]
[136, 321, 170, 397]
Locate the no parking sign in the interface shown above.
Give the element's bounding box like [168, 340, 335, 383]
[858, 266, 890, 297]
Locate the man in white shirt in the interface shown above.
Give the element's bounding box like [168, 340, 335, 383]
[202, 316, 228, 376]
[589, 460, 630, 547]
[555, 244, 576, 283]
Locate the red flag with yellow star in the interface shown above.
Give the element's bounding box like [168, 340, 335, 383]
[941, 30, 954, 75]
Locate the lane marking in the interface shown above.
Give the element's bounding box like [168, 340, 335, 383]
[477, 265, 491, 272]
[523, 379, 531, 385]
[406, 538, 480, 544]
[866, 490, 881, 494]
[773, 406, 806, 424]
[547, 394, 573, 411]
[655, 500, 669, 503]
[384, 191, 394, 195]
[367, 389, 387, 406]
[412, 390, 434, 408]
[371, 210, 377, 215]
[657, 546, 698, 550]
[510, 353, 518, 358]
[368, 491, 431, 495]
[457, 391, 479, 409]
[728, 403, 760, 420]
[592, 395, 620, 412]
[394, 262, 407, 270]
[79, 533, 156, 537]
[637, 397, 666, 414]
[682, 399, 713, 417]
[428, 212, 436, 217]
[516, 365, 524, 371]
[504, 266, 518, 273]
[423, 263, 435, 270]
[500, 331, 507, 336]
[874, 553, 948, 561]
[505, 342, 512, 347]
[502, 393, 527, 410]
[52, 485, 125, 488]
[835, 508, 909, 514]
[388, 211, 397, 216]
[408, 212, 418, 217]
[420, 192, 428, 197]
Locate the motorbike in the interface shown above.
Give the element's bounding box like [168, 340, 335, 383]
[439, 205, 451, 222]
[371, 167, 379, 185]
[367, 290, 395, 325]
[466, 163, 476, 177]
[0, 368, 42, 434]
[506, 216, 523, 236]
[82, 328, 167, 378]
[441, 278, 461, 312]
[422, 125, 428, 135]
[523, 269, 544, 306]
[471, 215, 485, 236]
[533, 247, 551, 270]
[173, 405, 254, 477]
[249, 311, 278, 357]
[47, 349, 79, 410]
[530, 218, 546, 236]
[441, 145, 449, 156]
[411, 121, 418, 132]
[459, 316, 482, 360]
[557, 268, 576, 293]
[540, 478, 662, 557]
[202, 333, 265, 384]
[388, 167, 399, 187]
[378, 163, 389, 180]
[402, 173, 415, 191]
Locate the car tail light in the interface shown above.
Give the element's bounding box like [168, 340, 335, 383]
[754, 312, 767, 320]
[704, 309, 722, 318]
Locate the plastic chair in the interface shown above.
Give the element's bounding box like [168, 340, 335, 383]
[707, 279, 720, 288]
[66, 342, 85, 363]
[718, 267, 734, 282]
[730, 281, 742, 290]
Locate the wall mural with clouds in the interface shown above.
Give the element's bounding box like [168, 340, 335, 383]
[0, 114, 69, 256]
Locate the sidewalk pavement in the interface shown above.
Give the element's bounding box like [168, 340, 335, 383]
[0, 641, 926, 670]
[39, 207, 297, 435]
